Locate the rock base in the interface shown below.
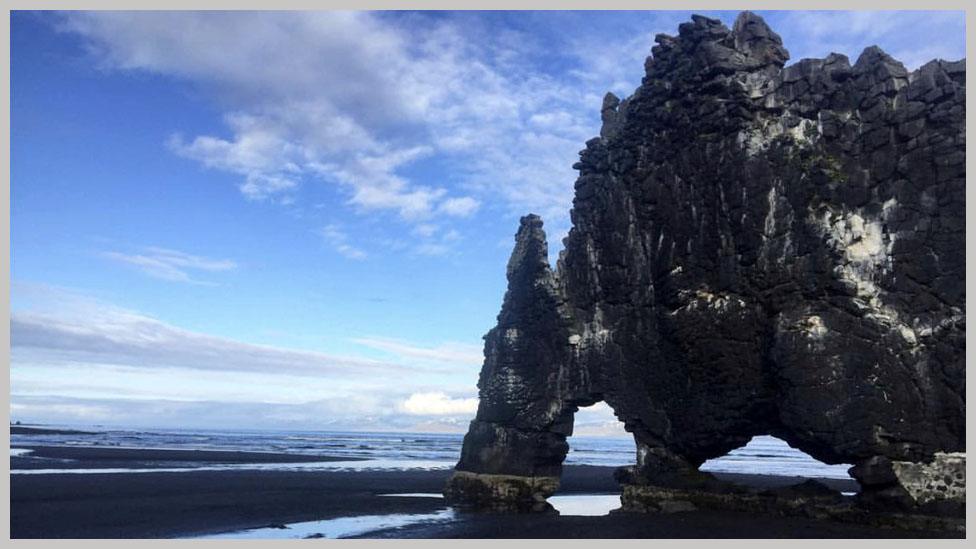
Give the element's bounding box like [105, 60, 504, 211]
[443, 470, 560, 512]
[619, 481, 964, 533]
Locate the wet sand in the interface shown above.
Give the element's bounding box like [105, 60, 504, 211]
[9, 445, 956, 539]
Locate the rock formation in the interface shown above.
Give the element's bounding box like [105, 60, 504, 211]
[445, 12, 965, 525]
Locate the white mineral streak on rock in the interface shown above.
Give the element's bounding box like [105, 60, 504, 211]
[738, 70, 772, 99]
[637, 444, 651, 468]
[736, 117, 818, 157]
[812, 200, 919, 346]
[577, 306, 611, 351]
[915, 308, 965, 338]
[671, 288, 746, 314]
[763, 185, 778, 238]
[802, 315, 828, 339]
[760, 182, 793, 265]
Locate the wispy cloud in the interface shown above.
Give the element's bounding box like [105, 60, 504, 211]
[769, 11, 965, 70]
[353, 336, 483, 367]
[319, 224, 368, 260]
[11, 297, 434, 378]
[101, 246, 236, 285]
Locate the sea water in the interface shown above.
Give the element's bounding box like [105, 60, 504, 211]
[10, 426, 852, 479]
[11, 426, 856, 538]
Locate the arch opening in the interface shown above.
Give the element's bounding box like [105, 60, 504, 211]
[699, 435, 858, 495]
[553, 401, 632, 516]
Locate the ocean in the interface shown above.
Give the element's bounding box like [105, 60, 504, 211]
[10, 426, 853, 479]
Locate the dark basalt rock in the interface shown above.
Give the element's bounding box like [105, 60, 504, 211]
[445, 11, 965, 527]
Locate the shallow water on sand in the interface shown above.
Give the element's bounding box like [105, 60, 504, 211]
[380, 493, 621, 516]
[549, 494, 622, 516]
[197, 509, 457, 539]
[197, 493, 623, 538]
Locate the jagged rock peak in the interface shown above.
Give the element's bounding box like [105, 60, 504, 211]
[853, 44, 909, 79]
[649, 11, 789, 76]
[732, 11, 789, 67]
[505, 213, 550, 281]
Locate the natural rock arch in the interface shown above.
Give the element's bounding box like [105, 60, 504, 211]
[444, 12, 965, 523]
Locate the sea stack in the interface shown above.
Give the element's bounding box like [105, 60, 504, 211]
[445, 11, 965, 528]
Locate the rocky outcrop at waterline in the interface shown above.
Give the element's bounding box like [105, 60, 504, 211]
[445, 12, 965, 529]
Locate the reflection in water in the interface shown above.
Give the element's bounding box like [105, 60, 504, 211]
[200, 493, 625, 538]
[381, 493, 621, 516]
[549, 494, 621, 516]
[197, 509, 456, 539]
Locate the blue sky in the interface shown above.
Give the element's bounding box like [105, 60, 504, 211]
[10, 10, 965, 433]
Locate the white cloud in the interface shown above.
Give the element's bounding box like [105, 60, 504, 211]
[353, 337, 483, 366]
[60, 12, 488, 229]
[402, 391, 479, 416]
[319, 224, 367, 260]
[54, 11, 614, 248]
[101, 246, 236, 284]
[437, 196, 480, 217]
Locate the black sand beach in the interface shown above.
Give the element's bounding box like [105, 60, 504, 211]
[9, 445, 959, 538]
